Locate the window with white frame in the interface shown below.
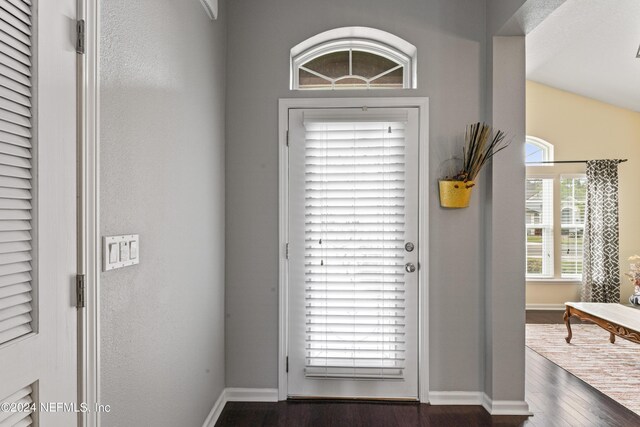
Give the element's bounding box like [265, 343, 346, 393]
[525, 137, 586, 280]
[525, 136, 554, 163]
[559, 176, 587, 278]
[526, 178, 554, 277]
[290, 27, 417, 90]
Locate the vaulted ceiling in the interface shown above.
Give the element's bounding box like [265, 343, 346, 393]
[527, 0, 640, 112]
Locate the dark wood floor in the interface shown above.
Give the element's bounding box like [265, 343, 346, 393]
[525, 346, 639, 427]
[217, 311, 640, 426]
[526, 309, 571, 324]
[217, 399, 526, 427]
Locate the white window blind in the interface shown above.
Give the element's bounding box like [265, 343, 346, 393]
[560, 175, 586, 278]
[0, 385, 34, 426]
[303, 117, 407, 379]
[0, 0, 33, 346]
[525, 178, 553, 277]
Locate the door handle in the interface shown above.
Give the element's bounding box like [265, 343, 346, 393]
[405, 262, 416, 273]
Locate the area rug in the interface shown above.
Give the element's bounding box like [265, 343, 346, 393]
[526, 323, 640, 415]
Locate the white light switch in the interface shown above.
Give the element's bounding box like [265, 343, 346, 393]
[103, 235, 139, 271]
[119, 241, 130, 262]
[109, 243, 119, 264]
[130, 241, 138, 260]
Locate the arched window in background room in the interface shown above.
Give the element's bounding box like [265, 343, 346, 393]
[525, 136, 554, 163]
[290, 27, 417, 90]
[525, 136, 554, 278]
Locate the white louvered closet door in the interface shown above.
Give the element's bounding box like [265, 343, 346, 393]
[0, 0, 34, 348]
[288, 108, 419, 399]
[0, 1, 79, 425]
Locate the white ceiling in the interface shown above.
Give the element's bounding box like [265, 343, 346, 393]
[526, 0, 640, 112]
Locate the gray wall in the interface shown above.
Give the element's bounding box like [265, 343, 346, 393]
[481, 0, 562, 405]
[485, 36, 527, 403]
[99, 0, 226, 425]
[225, 0, 489, 393]
[484, 0, 527, 405]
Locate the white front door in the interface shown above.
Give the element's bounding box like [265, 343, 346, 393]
[0, 1, 79, 425]
[287, 107, 420, 399]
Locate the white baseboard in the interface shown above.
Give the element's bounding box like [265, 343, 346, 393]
[202, 388, 279, 427]
[202, 388, 227, 427]
[225, 388, 279, 402]
[526, 304, 565, 310]
[482, 394, 532, 415]
[204, 388, 530, 425]
[429, 391, 531, 416]
[428, 391, 484, 405]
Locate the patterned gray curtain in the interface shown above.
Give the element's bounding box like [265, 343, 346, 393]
[581, 160, 620, 303]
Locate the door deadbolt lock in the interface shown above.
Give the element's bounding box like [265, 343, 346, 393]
[405, 242, 415, 252]
[405, 262, 416, 273]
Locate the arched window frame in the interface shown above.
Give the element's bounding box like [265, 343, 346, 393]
[290, 27, 417, 90]
[525, 136, 554, 163]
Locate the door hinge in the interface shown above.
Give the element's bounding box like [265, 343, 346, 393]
[286, 356, 289, 373]
[76, 19, 86, 54]
[286, 130, 289, 147]
[285, 243, 289, 260]
[76, 274, 86, 308]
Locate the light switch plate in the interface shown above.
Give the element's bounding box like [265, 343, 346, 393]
[103, 234, 139, 271]
[130, 241, 138, 260]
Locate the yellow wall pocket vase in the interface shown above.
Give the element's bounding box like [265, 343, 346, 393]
[439, 180, 475, 208]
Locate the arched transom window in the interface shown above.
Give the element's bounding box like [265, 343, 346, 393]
[525, 136, 554, 163]
[291, 27, 417, 90]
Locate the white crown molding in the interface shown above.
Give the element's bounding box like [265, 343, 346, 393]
[199, 0, 218, 20]
[202, 388, 279, 426]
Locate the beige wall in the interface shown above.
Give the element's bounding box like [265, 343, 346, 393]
[526, 81, 640, 306]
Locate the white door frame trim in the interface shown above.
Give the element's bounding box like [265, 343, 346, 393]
[277, 97, 430, 402]
[78, 0, 100, 425]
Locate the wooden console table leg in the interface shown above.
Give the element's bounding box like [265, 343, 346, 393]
[610, 332, 616, 344]
[564, 306, 572, 343]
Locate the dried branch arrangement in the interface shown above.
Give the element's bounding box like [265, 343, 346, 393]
[445, 122, 510, 182]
